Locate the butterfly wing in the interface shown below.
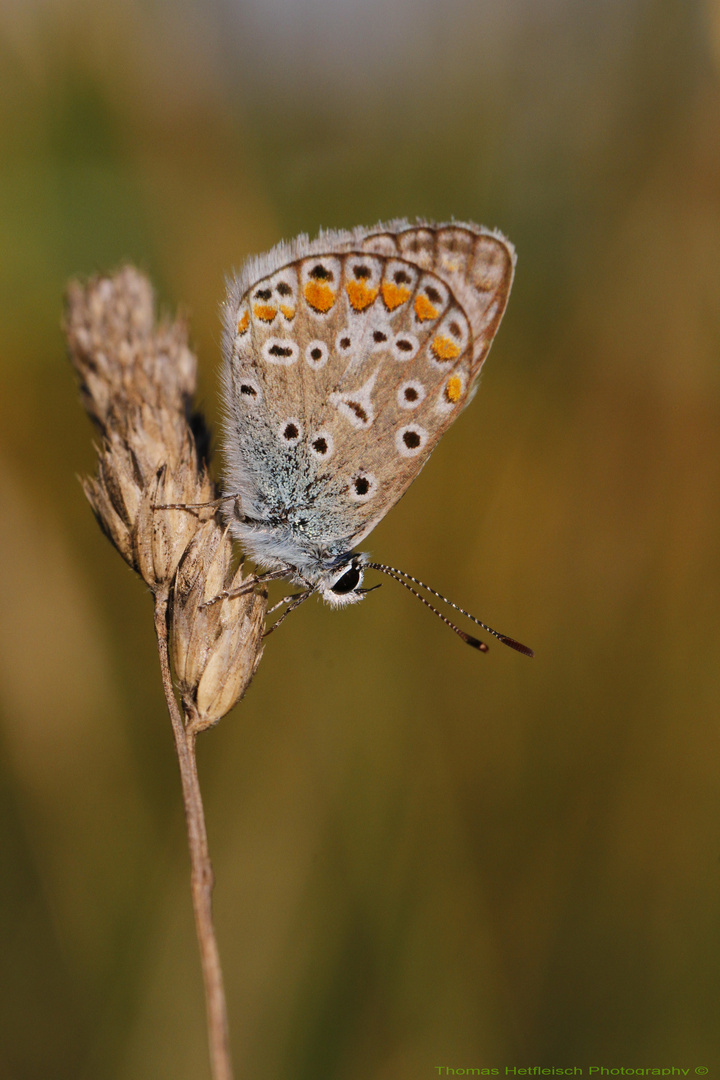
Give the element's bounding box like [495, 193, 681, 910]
[221, 221, 514, 563]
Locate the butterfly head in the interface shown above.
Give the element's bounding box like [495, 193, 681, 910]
[314, 552, 369, 608]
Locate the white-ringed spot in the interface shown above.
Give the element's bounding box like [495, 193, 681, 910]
[349, 472, 377, 503]
[278, 418, 303, 445]
[309, 430, 334, 460]
[263, 338, 299, 365]
[305, 340, 329, 369]
[391, 332, 419, 361]
[397, 380, 426, 410]
[237, 378, 261, 403]
[396, 424, 428, 458]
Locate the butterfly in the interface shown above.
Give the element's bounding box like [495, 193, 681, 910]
[218, 220, 532, 656]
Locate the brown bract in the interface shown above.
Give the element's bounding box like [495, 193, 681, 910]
[172, 519, 266, 729]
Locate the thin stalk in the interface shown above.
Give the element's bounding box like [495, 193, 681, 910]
[154, 590, 233, 1080]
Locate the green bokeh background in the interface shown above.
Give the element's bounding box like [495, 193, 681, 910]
[1, 1, 720, 1077]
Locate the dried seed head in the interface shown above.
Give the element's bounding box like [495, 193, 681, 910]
[66, 266, 268, 721]
[171, 520, 266, 728]
[65, 266, 214, 589]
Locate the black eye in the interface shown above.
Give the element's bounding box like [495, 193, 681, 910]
[331, 566, 361, 595]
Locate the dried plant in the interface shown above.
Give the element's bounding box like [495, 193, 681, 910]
[65, 266, 267, 1080]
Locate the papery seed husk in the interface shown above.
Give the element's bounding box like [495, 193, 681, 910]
[82, 475, 135, 565]
[194, 604, 266, 724]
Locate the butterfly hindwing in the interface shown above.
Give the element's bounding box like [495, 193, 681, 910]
[222, 220, 514, 553]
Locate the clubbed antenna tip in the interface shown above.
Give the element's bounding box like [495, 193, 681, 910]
[366, 562, 533, 658]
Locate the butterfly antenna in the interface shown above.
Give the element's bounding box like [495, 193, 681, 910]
[367, 563, 534, 657]
[366, 564, 489, 652]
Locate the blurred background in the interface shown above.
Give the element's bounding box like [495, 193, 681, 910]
[1, 0, 720, 1076]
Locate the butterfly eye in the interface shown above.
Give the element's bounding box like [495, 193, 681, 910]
[331, 565, 362, 595]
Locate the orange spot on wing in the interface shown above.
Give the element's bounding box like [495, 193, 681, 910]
[346, 279, 379, 311]
[381, 281, 411, 310]
[303, 281, 336, 313]
[414, 294, 439, 321]
[280, 304, 295, 320]
[253, 303, 277, 322]
[237, 311, 249, 334]
[431, 335, 461, 361]
[446, 376, 463, 402]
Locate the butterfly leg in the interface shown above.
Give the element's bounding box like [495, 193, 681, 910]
[153, 493, 240, 515]
[266, 591, 304, 615]
[263, 589, 314, 637]
[201, 568, 290, 608]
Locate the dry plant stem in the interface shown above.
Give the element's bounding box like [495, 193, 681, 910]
[154, 589, 233, 1080]
[67, 267, 267, 1080]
